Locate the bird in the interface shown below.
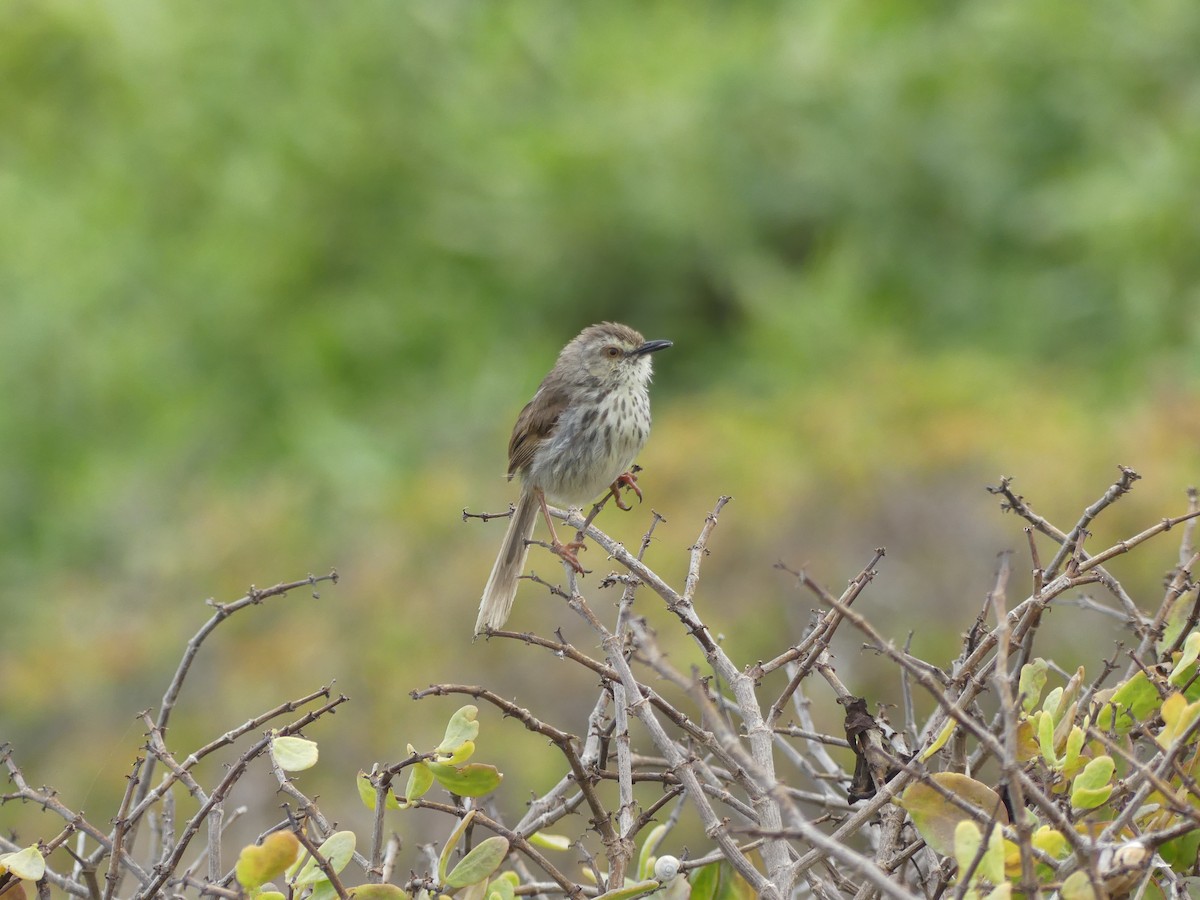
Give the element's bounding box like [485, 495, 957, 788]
[475, 322, 671, 636]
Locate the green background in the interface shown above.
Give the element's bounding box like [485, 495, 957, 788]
[3, 0, 1199, 867]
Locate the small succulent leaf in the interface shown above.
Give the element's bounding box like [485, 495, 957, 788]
[0, 846, 45, 881]
[357, 771, 377, 810]
[1042, 686, 1063, 722]
[347, 886, 410, 899]
[953, 821, 983, 879]
[899, 774, 1008, 857]
[592, 880, 661, 900]
[1169, 631, 1200, 687]
[444, 836, 510, 888]
[1071, 756, 1116, 810]
[1062, 725, 1086, 771]
[1018, 659, 1048, 714]
[1037, 710, 1059, 768]
[528, 832, 571, 851]
[439, 809, 476, 882]
[436, 740, 476, 765]
[427, 762, 502, 797]
[687, 862, 720, 900]
[437, 706, 481, 754]
[271, 735, 319, 772]
[405, 762, 435, 804]
[920, 719, 957, 762]
[981, 825, 1005, 885]
[1158, 692, 1200, 750]
[235, 832, 301, 890]
[293, 831, 356, 885]
[1031, 826, 1070, 859]
[638, 824, 668, 880]
[1095, 672, 1161, 733]
[1060, 870, 1097, 900]
[485, 877, 516, 900]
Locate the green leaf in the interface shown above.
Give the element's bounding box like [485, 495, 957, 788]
[1157, 692, 1200, 750]
[898, 773, 1008, 857]
[1170, 631, 1200, 687]
[1094, 672, 1161, 733]
[1041, 686, 1063, 722]
[404, 762, 435, 805]
[348, 886, 410, 899]
[953, 821, 982, 880]
[638, 824, 668, 881]
[1071, 756, 1115, 810]
[1018, 659, 1048, 714]
[235, 832, 301, 890]
[528, 832, 571, 851]
[486, 877, 516, 900]
[1060, 870, 1097, 900]
[293, 831, 356, 886]
[920, 719, 957, 762]
[439, 809, 476, 882]
[688, 861, 720, 900]
[357, 771, 376, 809]
[271, 735, 319, 772]
[427, 762, 502, 797]
[0, 846, 45, 881]
[1036, 710, 1058, 768]
[593, 880, 661, 900]
[444, 836, 510, 888]
[437, 706, 481, 754]
[1061, 724, 1086, 772]
[436, 739, 476, 765]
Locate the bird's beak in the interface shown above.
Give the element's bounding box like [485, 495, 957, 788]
[633, 339, 672, 356]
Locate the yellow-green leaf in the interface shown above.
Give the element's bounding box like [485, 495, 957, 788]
[348, 886, 409, 899]
[593, 880, 661, 900]
[1036, 710, 1058, 768]
[293, 831, 356, 885]
[1018, 659, 1048, 714]
[404, 762, 435, 804]
[898, 773, 1008, 856]
[436, 740, 475, 766]
[271, 735, 319, 772]
[485, 876, 516, 900]
[920, 719, 957, 763]
[954, 821, 982, 877]
[1070, 756, 1115, 811]
[235, 831, 301, 890]
[0, 846, 45, 881]
[638, 824, 668, 880]
[437, 706, 481, 754]
[444, 836, 510, 889]
[1157, 692, 1200, 750]
[1060, 870, 1097, 900]
[427, 762, 502, 798]
[528, 832, 571, 851]
[1169, 631, 1200, 687]
[1094, 672, 1160, 733]
[1062, 725, 1086, 771]
[1031, 826, 1069, 860]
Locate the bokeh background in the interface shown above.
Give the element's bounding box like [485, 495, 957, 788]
[4, 0, 1200, 866]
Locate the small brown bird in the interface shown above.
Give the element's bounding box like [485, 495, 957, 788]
[475, 322, 672, 636]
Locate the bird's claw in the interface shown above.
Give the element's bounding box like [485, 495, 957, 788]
[551, 539, 588, 575]
[610, 471, 643, 511]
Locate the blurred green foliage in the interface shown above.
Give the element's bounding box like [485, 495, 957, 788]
[3, 0, 1200, 853]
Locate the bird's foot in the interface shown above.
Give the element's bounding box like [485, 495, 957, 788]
[609, 471, 643, 511]
[551, 538, 588, 575]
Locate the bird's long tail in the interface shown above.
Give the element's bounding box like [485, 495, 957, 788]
[475, 486, 538, 636]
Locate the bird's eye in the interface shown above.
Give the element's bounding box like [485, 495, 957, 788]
[605, 346, 621, 358]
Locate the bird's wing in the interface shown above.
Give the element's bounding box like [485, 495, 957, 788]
[507, 384, 570, 478]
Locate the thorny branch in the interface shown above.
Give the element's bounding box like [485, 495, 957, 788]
[11, 475, 1200, 899]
